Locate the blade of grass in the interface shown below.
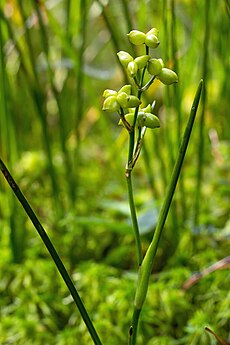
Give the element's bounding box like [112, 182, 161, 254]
[170, 0, 187, 222]
[129, 80, 203, 345]
[4, 4, 62, 217]
[193, 0, 210, 230]
[0, 158, 103, 345]
[34, 1, 76, 206]
[0, 14, 22, 263]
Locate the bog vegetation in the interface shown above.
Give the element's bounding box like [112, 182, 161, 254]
[0, 1, 229, 345]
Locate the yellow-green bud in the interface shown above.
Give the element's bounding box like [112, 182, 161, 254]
[102, 96, 119, 112]
[146, 28, 159, 38]
[137, 112, 160, 128]
[116, 92, 129, 108]
[117, 51, 133, 67]
[147, 58, 163, 75]
[117, 93, 141, 109]
[134, 55, 150, 69]
[157, 68, 178, 85]
[118, 84, 132, 95]
[118, 113, 134, 126]
[127, 30, 146, 45]
[145, 34, 160, 48]
[141, 104, 152, 113]
[126, 95, 141, 108]
[103, 89, 117, 98]
[127, 60, 138, 77]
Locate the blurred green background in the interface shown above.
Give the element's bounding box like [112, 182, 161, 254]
[0, 0, 229, 344]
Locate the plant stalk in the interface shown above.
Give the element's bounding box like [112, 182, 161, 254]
[0, 158, 103, 345]
[129, 80, 203, 345]
[126, 171, 143, 266]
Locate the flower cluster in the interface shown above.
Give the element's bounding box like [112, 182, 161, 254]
[117, 28, 178, 85]
[102, 27, 178, 132]
[102, 85, 141, 112]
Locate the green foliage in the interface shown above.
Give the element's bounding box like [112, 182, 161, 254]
[0, 0, 229, 344]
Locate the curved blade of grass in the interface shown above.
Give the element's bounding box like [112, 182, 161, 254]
[129, 79, 203, 345]
[0, 159, 103, 345]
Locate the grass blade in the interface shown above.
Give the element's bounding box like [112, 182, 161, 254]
[0, 158, 103, 345]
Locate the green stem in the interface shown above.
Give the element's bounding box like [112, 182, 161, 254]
[130, 80, 203, 344]
[193, 0, 210, 229]
[126, 172, 143, 266]
[129, 308, 141, 345]
[35, 2, 76, 206]
[0, 159, 103, 345]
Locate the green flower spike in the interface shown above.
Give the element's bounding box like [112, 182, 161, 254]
[117, 51, 133, 67]
[127, 30, 146, 45]
[157, 68, 178, 85]
[147, 58, 164, 76]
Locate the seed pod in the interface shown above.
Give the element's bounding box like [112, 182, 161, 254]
[127, 30, 146, 45]
[103, 89, 117, 98]
[117, 51, 133, 67]
[134, 55, 150, 69]
[147, 58, 163, 75]
[157, 68, 178, 85]
[127, 60, 138, 78]
[137, 112, 160, 128]
[145, 34, 160, 49]
[102, 96, 120, 112]
[146, 28, 159, 38]
[118, 84, 132, 95]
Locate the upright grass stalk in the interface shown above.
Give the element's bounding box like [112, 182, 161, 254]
[75, 0, 87, 137]
[129, 80, 203, 345]
[161, 0, 180, 250]
[96, 0, 130, 84]
[15, 0, 62, 217]
[193, 0, 210, 230]
[34, 1, 76, 206]
[0, 158, 103, 345]
[170, 0, 187, 222]
[0, 16, 21, 263]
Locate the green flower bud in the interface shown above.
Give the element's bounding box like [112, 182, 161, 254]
[141, 104, 152, 113]
[103, 89, 117, 98]
[127, 60, 138, 77]
[127, 30, 146, 45]
[157, 68, 178, 85]
[137, 112, 160, 128]
[146, 28, 159, 38]
[147, 58, 163, 75]
[118, 113, 134, 126]
[118, 84, 132, 95]
[134, 55, 150, 69]
[117, 93, 141, 108]
[116, 92, 129, 108]
[102, 96, 120, 112]
[145, 34, 160, 48]
[126, 95, 141, 108]
[117, 51, 133, 67]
